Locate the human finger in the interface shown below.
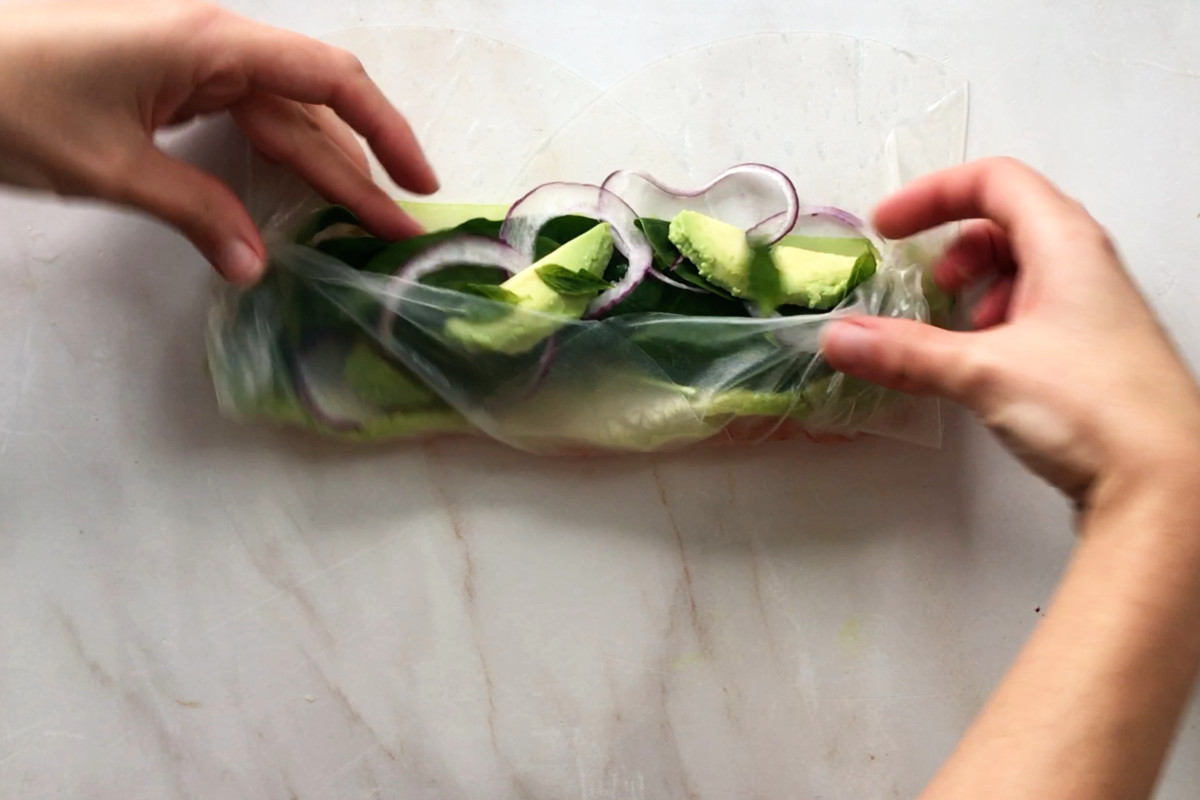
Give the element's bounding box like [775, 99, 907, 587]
[231, 92, 423, 240]
[932, 219, 1016, 295]
[212, 19, 439, 194]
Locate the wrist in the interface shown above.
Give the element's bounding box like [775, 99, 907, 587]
[1085, 438, 1200, 549]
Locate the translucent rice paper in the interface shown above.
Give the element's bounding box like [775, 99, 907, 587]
[208, 28, 968, 454]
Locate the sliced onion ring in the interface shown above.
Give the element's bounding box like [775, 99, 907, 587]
[379, 235, 526, 346]
[292, 336, 381, 431]
[500, 182, 653, 317]
[759, 205, 868, 239]
[393, 235, 525, 283]
[602, 163, 800, 246]
[799, 205, 866, 231]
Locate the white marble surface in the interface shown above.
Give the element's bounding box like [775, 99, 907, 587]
[2, 1, 1200, 798]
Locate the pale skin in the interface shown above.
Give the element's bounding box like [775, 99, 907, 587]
[822, 158, 1200, 800]
[3, 3, 1200, 797]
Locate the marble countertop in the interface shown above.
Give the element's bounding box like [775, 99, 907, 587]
[2, 1, 1199, 798]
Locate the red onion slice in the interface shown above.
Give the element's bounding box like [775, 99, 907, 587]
[500, 182, 652, 317]
[394, 235, 526, 283]
[798, 205, 866, 231]
[293, 337, 382, 431]
[378, 235, 526, 347]
[602, 163, 800, 246]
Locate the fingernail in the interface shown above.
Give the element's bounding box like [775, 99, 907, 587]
[823, 321, 878, 370]
[217, 239, 263, 285]
[422, 162, 440, 194]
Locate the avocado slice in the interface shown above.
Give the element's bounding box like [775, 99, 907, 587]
[667, 210, 875, 310]
[444, 222, 614, 355]
[342, 340, 444, 411]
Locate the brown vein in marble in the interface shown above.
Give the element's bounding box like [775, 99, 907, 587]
[299, 648, 404, 768]
[423, 444, 532, 800]
[56, 607, 192, 799]
[651, 460, 709, 656]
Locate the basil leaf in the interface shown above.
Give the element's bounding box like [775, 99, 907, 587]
[535, 265, 612, 296]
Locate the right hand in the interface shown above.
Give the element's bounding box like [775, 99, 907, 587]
[821, 158, 1200, 504]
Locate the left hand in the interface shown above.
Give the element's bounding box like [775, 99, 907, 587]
[0, 0, 439, 284]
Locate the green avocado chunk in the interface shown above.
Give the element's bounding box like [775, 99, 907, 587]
[667, 210, 875, 310]
[342, 340, 443, 411]
[444, 222, 614, 355]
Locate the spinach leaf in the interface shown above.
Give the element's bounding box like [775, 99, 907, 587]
[533, 235, 570, 260]
[635, 218, 681, 270]
[604, 277, 663, 315]
[537, 215, 602, 246]
[314, 237, 390, 269]
[535, 265, 612, 295]
[418, 264, 510, 290]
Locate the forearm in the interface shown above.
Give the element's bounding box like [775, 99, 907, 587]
[920, 456, 1200, 800]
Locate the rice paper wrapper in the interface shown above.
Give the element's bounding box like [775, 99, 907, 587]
[208, 27, 968, 454]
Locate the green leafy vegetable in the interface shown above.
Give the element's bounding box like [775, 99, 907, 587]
[418, 264, 510, 290]
[635, 218, 682, 270]
[314, 237, 391, 269]
[535, 264, 613, 295]
[537, 215, 604, 246]
[363, 218, 503, 274]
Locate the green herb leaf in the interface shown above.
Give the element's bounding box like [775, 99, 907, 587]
[535, 264, 612, 296]
[747, 244, 783, 315]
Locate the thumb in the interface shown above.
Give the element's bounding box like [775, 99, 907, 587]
[108, 146, 266, 285]
[820, 316, 979, 403]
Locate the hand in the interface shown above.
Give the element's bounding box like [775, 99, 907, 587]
[0, 0, 438, 284]
[821, 158, 1200, 502]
